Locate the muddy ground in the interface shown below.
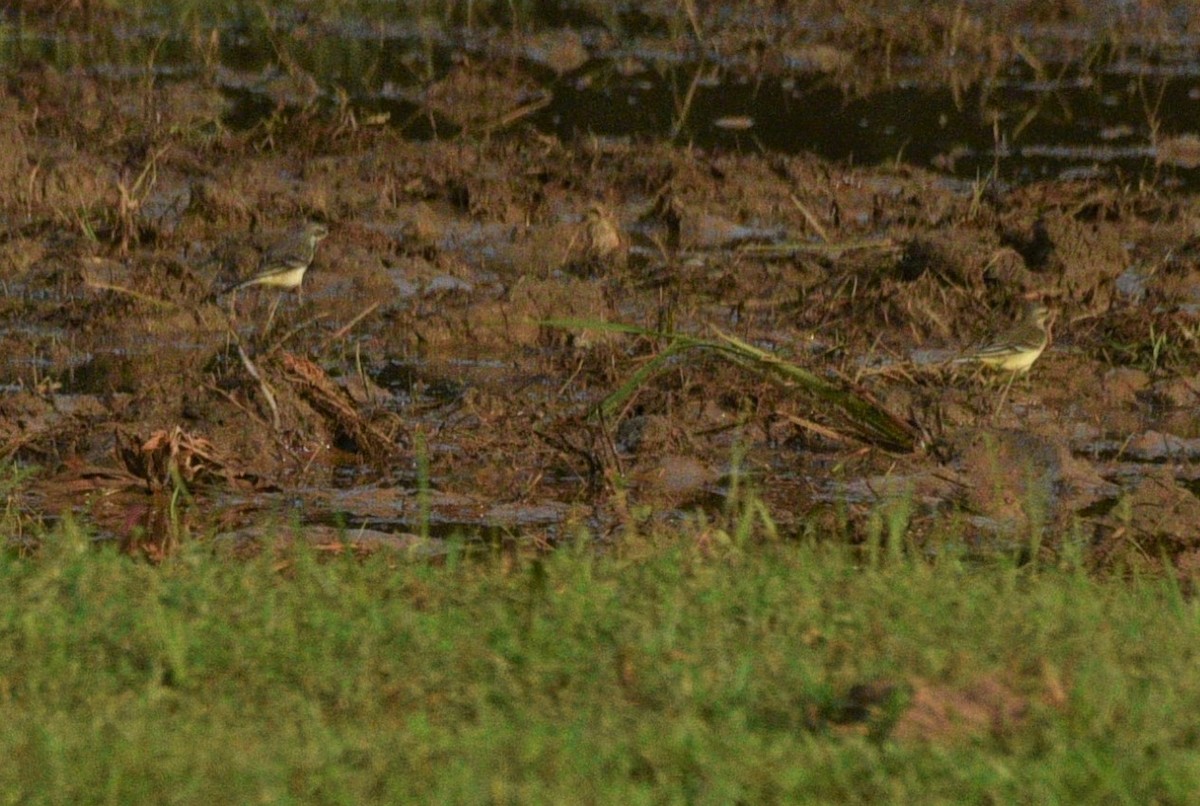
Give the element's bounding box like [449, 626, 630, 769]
[4, 6, 1200, 571]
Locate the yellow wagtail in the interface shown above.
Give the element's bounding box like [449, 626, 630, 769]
[958, 301, 1052, 374]
[221, 221, 329, 298]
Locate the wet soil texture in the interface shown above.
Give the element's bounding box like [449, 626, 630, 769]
[4, 1, 1200, 569]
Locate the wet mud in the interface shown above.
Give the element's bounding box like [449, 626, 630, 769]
[4, 4, 1200, 571]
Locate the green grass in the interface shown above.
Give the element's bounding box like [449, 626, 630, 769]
[1, 518, 1198, 803]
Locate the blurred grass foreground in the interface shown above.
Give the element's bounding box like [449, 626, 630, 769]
[1, 515, 1197, 803]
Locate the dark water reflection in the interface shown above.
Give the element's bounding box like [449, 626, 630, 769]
[4, 9, 1200, 187]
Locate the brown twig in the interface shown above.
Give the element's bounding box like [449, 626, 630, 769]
[323, 301, 382, 345]
[235, 343, 280, 431]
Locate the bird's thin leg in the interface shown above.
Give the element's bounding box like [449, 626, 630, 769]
[991, 371, 1018, 422]
[263, 296, 282, 337]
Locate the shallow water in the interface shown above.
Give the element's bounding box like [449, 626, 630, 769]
[5, 9, 1200, 187]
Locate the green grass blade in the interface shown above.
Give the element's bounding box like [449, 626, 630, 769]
[543, 319, 917, 453]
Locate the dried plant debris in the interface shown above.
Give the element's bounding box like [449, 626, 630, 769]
[279, 353, 406, 464]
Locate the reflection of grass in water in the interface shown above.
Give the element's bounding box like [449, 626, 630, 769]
[1, 506, 1196, 801]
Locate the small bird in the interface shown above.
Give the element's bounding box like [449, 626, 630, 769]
[958, 301, 1052, 374]
[221, 221, 329, 298]
[582, 202, 627, 265]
